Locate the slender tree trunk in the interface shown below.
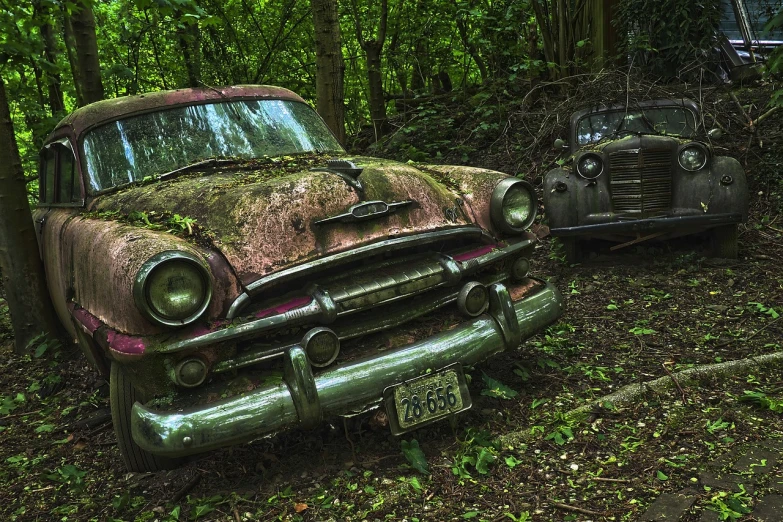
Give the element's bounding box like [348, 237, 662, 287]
[177, 22, 201, 88]
[69, 0, 104, 105]
[0, 77, 61, 354]
[310, 0, 346, 144]
[353, 0, 389, 138]
[62, 11, 85, 106]
[456, 17, 488, 81]
[364, 42, 387, 137]
[36, 2, 65, 116]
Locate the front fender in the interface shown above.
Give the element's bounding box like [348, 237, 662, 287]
[66, 218, 240, 336]
[417, 164, 511, 234]
[543, 168, 580, 230]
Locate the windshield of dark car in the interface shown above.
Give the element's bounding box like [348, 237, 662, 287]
[576, 106, 698, 145]
[82, 99, 344, 193]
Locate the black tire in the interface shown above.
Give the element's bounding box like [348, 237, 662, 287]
[560, 237, 581, 264]
[709, 225, 739, 259]
[110, 362, 182, 472]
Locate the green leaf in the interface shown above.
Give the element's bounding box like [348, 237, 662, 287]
[474, 447, 496, 474]
[401, 439, 429, 474]
[481, 373, 518, 400]
[657, 470, 668, 481]
[463, 511, 479, 518]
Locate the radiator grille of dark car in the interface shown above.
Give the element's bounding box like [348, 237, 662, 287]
[609, 149, 672, 213]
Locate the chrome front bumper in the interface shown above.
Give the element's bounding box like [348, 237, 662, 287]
[131, 282, 563, 457]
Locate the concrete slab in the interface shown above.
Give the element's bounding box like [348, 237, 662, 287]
[751, 494, 783, 522]
[732, 446, 779, 475]
[698, 471, 755, 494]
[639, 490, 697, 521]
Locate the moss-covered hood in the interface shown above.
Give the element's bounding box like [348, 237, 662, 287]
[91, 157, 474, 286]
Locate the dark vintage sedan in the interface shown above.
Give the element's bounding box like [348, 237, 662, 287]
[34, 85, 563, 471]
[544, 99, 749, 262]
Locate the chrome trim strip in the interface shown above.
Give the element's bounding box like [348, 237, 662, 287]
[130, 282, 563, 457]
[228, 227, 491, 318]
[161, 238, 532, 354]
[314, 200, 413, 225]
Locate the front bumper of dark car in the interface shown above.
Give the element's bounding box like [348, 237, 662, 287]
[549, 212, 743, 237]
[130, 281, 563, 457]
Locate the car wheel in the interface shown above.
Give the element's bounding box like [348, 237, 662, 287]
[709, 225, 739, 259]
[110, 362, 182, 472]
[560, 237, 581, 264]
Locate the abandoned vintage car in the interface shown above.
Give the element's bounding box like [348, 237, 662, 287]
[35, 85, 563, 471]
[543, 99, 749, 261]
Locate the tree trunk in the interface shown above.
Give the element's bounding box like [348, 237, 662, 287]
[62, 10, 85, 107]
[36, 1, 65, 116]
[365, 42, 388, 137]
[178, 22, 201, 88]
[310, 0, 346, 144]
[0, 77, 61, 354]
[353, 0, 389, 139]
[69, 0, 104, 105]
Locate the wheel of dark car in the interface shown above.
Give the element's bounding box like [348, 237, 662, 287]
[709, 224, 739, 259]
[560, 237, 581, 264]
[110, 362, 183, 472]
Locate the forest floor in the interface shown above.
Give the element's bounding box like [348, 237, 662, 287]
[1, 74, 782, 522]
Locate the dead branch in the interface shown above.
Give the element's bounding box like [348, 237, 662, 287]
[550, 501, 605, 516]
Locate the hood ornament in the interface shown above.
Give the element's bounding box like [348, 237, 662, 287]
[311, 158, 364, 193]
[315, 200, 413, 226]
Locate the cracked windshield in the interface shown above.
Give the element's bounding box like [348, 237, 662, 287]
[577, 106, 697, 145]
[82, 99, 343, 192]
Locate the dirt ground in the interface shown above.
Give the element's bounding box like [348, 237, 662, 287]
[1, 77, 782, 522]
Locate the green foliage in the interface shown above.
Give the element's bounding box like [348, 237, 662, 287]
[400, 439, 429, 474]
[739, 390, 783, 412]
[614, 0, 723, 77]
[705, 485, 752, 520]
[480, 373, 518, 400]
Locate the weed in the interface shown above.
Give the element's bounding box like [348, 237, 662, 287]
[704, 484, 752, 520]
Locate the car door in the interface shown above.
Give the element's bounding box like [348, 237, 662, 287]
[34, 137, 85, 340]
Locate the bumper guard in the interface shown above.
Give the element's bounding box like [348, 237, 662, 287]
[131, 282, 563, 457]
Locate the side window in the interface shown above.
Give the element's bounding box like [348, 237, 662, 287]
[57, 146, 81, 203]
[41, 148, 56, 204]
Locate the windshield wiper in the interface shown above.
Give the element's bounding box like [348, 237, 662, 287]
[158, 157, 237, 181]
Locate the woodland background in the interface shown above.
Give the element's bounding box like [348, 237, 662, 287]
[2, 1, 783, 521]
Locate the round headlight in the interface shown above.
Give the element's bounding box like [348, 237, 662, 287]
[678, 144, 708, 171]
[576, 153, 603, 179]
[490, 178, 537, 234]
[134, 251, 212, 327]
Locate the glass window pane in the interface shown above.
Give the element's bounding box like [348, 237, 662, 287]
[57, 146, 79, 203]
[82, 99, 344, 193]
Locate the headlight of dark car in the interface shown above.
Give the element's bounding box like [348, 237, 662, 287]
[576, 152, 603, 179]
[490, 177, 537, 234]
[678, 144, 708, 171]
[134, 251, 212, 326]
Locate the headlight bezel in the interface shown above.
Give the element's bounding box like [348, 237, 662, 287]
[134, 250, 213, 327]
[575, 152, 604, 179]
[490, 177, 537, 234]
[678, 143, 709, 172]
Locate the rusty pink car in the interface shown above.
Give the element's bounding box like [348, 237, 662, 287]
[34, 85, 563, 471]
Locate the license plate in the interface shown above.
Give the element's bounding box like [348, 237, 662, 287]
[383, 364, 472, 435]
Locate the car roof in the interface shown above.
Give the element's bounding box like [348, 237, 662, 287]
[48, 85, 307, 142]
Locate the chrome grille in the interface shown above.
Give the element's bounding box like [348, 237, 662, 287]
[609, 149, 672, 213]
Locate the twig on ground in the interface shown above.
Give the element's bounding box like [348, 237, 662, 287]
[550, 501, 605, 516]
[661, 362, 687, 403]
[592, 477, 631, 483]
[171, 473, 201, 504]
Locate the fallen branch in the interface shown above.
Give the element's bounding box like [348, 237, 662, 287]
[170, 473, 201, 503]
[564, 351, 783, 422]
[550, 501, 605, 516]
